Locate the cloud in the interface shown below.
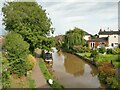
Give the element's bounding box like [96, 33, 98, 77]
[38, 0, 120, 2]
[38, 1, 118, 35]
[0, 1, 118, 36]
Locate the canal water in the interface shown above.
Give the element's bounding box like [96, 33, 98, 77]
[49, 48, 104, 88]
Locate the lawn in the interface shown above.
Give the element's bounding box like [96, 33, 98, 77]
[39, 58, 64, 89]
[96, 54, 119, 67]
[79, 52, 91, 57]
[79, 52, 118, 62]
[96, 54, 118, 62]
[79, 52, 119, 67]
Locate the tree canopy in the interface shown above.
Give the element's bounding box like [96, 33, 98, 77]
[2, 2, 54, 52]
[63, 27, 86, 50]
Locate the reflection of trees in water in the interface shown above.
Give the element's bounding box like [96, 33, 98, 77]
[89, 64, 98, 77]
[63, 53, 98, 77]
[64, 53, 85, 77]
[57, 51, 62, 56]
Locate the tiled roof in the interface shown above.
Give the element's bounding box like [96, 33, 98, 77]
[98, 30, 120, 35]
[88, 37, 108, 42]
[84, 31, 91, 35]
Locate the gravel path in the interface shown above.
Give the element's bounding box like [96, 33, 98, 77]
[31, 49, 51, 88]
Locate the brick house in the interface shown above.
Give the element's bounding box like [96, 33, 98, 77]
[87, 29, 120, 49]
[87, 37, 108, 49]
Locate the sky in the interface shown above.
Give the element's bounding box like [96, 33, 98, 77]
[0, 0, 119, 36]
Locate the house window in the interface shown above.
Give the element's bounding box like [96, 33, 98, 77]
[91, 43, 92, 48]
[114, 36, 116, 38]
[111, 43, 114, 47]
[91, 42, 95, 49]
[93, 43, 95, 47]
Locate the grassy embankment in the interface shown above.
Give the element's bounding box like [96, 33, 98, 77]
[78, 52, 120, 88]
[79, 53, 119, 67]
[39, 58, 64, 89]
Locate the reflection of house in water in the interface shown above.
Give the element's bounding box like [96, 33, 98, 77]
[64, 53, 85, 77]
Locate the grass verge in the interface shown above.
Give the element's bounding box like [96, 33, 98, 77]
[39, 58, 64, 89]
[28, 76, 36, 88]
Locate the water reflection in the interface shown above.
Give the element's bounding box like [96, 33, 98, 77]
[64, 53, 85, 77]
[89, 64, 98, 77]
[49, 47, 102, 88]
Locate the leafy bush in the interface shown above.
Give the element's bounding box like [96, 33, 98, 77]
[106, 49, 116, 54]
[26, 54, 36, 71]
[98, 72, 107, 84]
[107, 49, 113, 54]
[107, 77, 119, 88]
[113, 48, 120, 54]
[90, 49, 98, 59]
[98, 62, 116, 77]
[98, 47, 106, 54]
[79, 49, 84, 53]
[2, 71, 10, 88]
[98, 62, 119, 88]
[3, 32, 30, 76]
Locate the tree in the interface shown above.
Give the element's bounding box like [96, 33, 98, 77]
[3, 31, 30, 76]
[2, 2, 54, 52]
[63, 27, 86, 51]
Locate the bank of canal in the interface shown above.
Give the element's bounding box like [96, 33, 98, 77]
[49, 47, 106, 88]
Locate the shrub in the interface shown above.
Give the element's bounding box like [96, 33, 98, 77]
[98, 72, 107, 84]
[107, 49, 117, 54]
[106, 49, 113, 54]
[98, 62, 120, 89]
[98, 47, 106, 54]
[2, 71, 10, 88]
[79, 49, 84, 53]
[107, 77, 119, 88]
[113, 48, 120, 54]
[98, 62, 116, 77]
[26, 54, 36, 71]
[90, 49, 98, 59]
[3, 32, 30, 76]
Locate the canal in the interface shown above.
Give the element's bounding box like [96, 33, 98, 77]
[48, 48, 104, 88]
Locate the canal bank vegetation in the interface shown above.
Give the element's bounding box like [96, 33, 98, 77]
[77, 48, 120, 88]
[2, 2, 56, 88]
[59, 27, 120, 89]
[2, 32, 36, 88]
[39, 58, 64, 89]
[61, 27, 88, 53]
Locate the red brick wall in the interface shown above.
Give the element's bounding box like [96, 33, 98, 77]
[95, 42, 100, 47]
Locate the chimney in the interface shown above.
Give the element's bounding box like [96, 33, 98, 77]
[107, 27, 109, 31]
[100, 29, 102, 32]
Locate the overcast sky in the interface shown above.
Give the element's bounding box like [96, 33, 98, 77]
[0, 0, 119, 36]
